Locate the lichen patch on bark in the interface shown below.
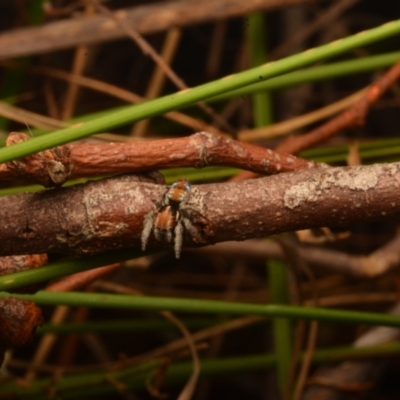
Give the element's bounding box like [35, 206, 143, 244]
[283, 163, 398, 210]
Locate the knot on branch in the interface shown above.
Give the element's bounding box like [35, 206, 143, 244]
[191, 131, 320, 174]
[190, 131, 221, 167]
[191, 131, 254, 168]
[7, 132, 72, 187]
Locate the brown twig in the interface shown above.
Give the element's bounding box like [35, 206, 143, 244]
[51, 306, 92, 384]
[270, 0, 360, 60]
[0, 161, 399, 256]
[131, 27, 182, 137]
[46, 264, 121, 292]
[93, 281, 200, 400]
[232, 58, 400, 182]
[305, 374, 375, 394]
[361, 234, 400, 277]
[238, 89, 367, 142]
[0, 101, 67, 131]
[276, 59, 400, 154]
[205, 22, 227, 78]
[95, 2, 235, 134]
[0, 63, 227, 137]
[23, 263, 121, 382]
[292, 322, 318, 400]
[303, 292, 400, 307]
[196, 239, 398, 278]
[0, 0, 321, 60]
[24, 305, 70, 382]
[0, 132, 321, 186]
[61, 3, 95, 120]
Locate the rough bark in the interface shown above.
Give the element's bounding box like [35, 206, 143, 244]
[0, 162, 399, 257]
[0, 132, 321, 186]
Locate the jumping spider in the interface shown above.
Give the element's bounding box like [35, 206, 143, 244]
[141, 179, 202, 258]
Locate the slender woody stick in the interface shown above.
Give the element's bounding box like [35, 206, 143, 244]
[0, 132, 321, 186]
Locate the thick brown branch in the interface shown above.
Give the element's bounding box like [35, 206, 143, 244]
[0, 162, 399, 256]
[0, 132, 320, 186]
[0, 0, 320, 60]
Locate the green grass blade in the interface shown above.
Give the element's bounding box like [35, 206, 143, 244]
[248, 13, 273, 126]
[0, 248, 148, 292]
[210, 51, 400, 101]
[0, 20, 399, 163]
[267, 259, 292, 391]
[3, 290, 400, 328]
[2, 343, 400, 399]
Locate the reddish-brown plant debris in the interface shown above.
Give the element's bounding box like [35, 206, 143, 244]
[0, 132, 321, 187]
[0, 254, 47, 355]
[0, 162, 398, 257]
[276, 59, 400, 154]
[46, 263, 121, 292]
[232, 59, 400, 182]
[0, 297, 43, 347]
[0, 255, 47, 353]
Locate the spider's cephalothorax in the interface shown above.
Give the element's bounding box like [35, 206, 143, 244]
[141, 179, 202, 258]
[166, 178, 191, 205]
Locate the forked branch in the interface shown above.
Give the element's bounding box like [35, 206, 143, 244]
[0, 132, 321, 186]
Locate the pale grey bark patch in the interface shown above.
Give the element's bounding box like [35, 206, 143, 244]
[283, 163, 400, 209]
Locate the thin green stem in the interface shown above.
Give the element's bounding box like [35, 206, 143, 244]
[248, 13, 292, 391]
[24, 51, 400, 140]
[2, 343, 400, 399]
[210, 51, 400, 101]
[248, 13, 273, 126]
[2, 290, 400, 327]
[267, 259, 292, 392]
[0, 167, 241, 197]
[0, 248, 149, 292]
[0, 20, 399, 163]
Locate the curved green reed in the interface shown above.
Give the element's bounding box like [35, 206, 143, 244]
[0, 20, 399, 163]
